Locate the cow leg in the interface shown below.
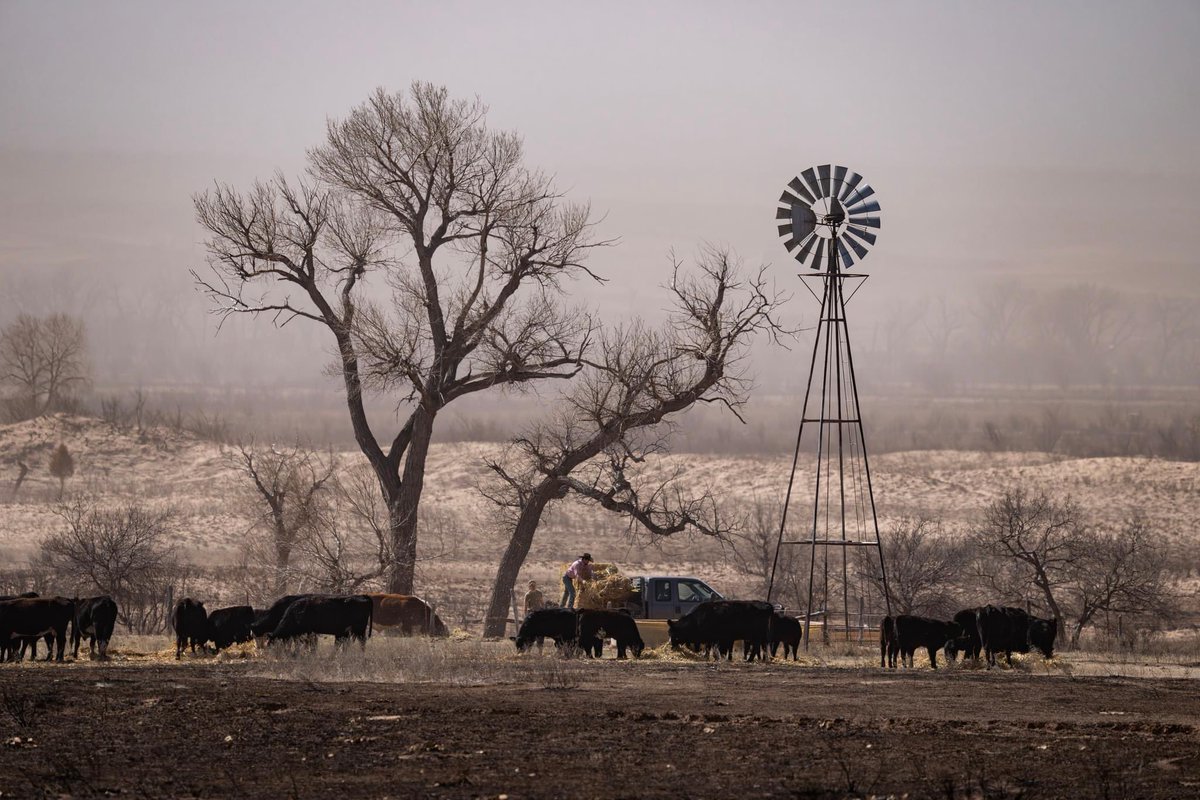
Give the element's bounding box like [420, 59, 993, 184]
[1005, 650, 1013, 667]
[55, 628, 66, 662]
[927, 646, 938, 670]
[616, 641, 626, 660]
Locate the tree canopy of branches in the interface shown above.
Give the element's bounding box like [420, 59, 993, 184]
[0, 313, 89, 419]
[971, 488, 1175, 645]
[856, 516, 970, 619]
[194, 83, 604, 593]
[231, 443, 335, 594]
[479, 247, 788, 635]
[39, 500, 179, 632]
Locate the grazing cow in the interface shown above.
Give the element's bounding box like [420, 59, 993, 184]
[892, 614, 960, 670]
[172, 598, 208, 659]
[0, 593, 44, 660]
[668, 601, 774, 662]
[879, 616, 899, 668]
[207, 605, 255, 652]
[251, 595, 310, 640]
[944, 608, 983, 663]
[268, 595, 373, 651]
[976, 605, 1057, 667]
[366, 594, 450, 637]
[514, 608, 578, 653]
[0, 597, 75, 662]
[770, 613, 803, 661]
[72, 596, 118, 660]
[577, 609, 644, 659]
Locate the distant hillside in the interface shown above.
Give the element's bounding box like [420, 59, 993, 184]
[1, 415, 1197, 595]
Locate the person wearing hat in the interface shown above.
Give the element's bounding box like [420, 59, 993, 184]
[561, 553, 594, 609]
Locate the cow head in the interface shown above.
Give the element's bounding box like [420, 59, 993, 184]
[1029, 617, 1057, 658]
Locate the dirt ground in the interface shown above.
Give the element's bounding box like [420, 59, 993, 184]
[1, 654, 1198, 799]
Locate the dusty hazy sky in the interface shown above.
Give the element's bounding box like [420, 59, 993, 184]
[0, 1, 1197, 386]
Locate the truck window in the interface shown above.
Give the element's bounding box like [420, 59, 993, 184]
[653, 580, 673, 603]
[679, 580, 714, 602]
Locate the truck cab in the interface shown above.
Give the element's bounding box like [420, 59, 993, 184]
[629, 576, 723, 620]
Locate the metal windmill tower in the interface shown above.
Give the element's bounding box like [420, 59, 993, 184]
[767, 164, 892, 648]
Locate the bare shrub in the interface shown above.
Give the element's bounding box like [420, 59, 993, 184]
[38, 499, 181, 633]
[857, 516, 970, 618]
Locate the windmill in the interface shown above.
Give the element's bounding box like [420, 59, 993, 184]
[767, 164, 892, 648]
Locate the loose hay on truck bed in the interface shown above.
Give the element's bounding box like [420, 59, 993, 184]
[2, 657, 1199, 798]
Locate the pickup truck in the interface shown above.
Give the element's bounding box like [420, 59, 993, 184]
[620, 575, 723, 620]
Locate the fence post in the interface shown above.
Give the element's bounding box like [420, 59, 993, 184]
[858, 596, 864, 643]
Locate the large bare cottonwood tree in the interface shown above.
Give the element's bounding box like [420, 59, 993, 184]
[194, 84, 604, 593]
[480, 248, 788, 636]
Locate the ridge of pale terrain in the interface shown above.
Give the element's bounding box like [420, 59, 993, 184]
[0, 415, 1197, 598]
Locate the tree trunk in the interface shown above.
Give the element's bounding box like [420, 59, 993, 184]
[385, 406, 436, 594]
[482, 481, 558, 638]
[274, 540, 291, 595]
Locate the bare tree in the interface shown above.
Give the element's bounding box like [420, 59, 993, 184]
[0, 313, 89, 418]
[856, 516, 969, 618]
[231, 443, 335, 594]
[1065, 515, 1175, 646]
[726, 495, 807, 612]
[194, 83, 604, 594]
[480, 247, 789, 636]
[970, 488, 1078, 633]
[39, 500, 179, 632]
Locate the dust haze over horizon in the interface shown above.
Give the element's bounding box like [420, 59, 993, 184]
[1, 1, 1197, 446]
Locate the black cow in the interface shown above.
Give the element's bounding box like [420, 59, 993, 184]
[880, 615, 899, 668]
[515, 608, 578, 653]
[207, 605, 255, 652]
[668, 601, 774, 662]
[268, 595, 373, 652]
[0, 597, 75, 662]
[172, 598, 208, 659]
[251, 595, 310, 640]
[892, 614, 960, 670]
[72, 596, 118, 660]
[0, 593, 45, 660]
[976, 605, 1057, 667]
[577, 609, 644, 659]
[770, 613, 802, 661]
[944, 608, 983, 663]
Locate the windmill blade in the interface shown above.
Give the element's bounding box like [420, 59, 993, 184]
[818, 164, 832, 198]
[842, 233, 871, 260]
[787, 177, 816, 205]
[801, 167, 823, 201]
[845, 185, 876, 208]
[838, 171, 863, 202]
[776, 206, 791, 220]
[790, 203, 817, 241]
[831, 165, 848, 201]
[777, 223, 792, 238]
[837, 239, 855, 270]
[848, 215, 881, 230]
[792, 233, 819, 264]
[810, 238, 827, 270]
[845, 225, 877, 246]
[847, 198, 881, 216]
[779, 190, 800, 206]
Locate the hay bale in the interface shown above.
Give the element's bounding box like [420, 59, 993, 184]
[570, 563, 635, 611]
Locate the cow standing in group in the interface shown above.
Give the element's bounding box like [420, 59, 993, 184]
[72, 596, 118, 660]
[668, 600, 774, 662]
[944, 608, 984, 663]
[887, 614, 961, 670]
[880, 616, 899, 668]
[267, 595, 373, 652]
[207, 605, 256, 652]
[515, 608, 578, 653]
[577, 609, 644, 659]
[976, 605, 1058, 667]
[366, 594, 450, 637]
[0, 596, 75, 662]
[173, 598, 209, 659]
[770, 613, 803, 661]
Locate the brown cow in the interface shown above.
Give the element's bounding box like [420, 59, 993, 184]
[366, 594, 449, 637]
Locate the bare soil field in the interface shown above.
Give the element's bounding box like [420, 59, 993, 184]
[2, 644, 1199, 799]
